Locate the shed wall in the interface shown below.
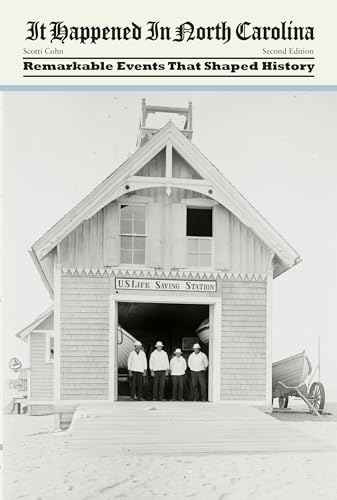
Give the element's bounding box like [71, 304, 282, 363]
[220, 280, 267, 400]
[30, 332, 54, 414]
[60, 275, 110, 400]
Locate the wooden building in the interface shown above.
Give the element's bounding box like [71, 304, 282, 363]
[16, 100, 301, 418]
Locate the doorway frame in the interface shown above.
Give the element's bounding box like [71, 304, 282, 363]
[108, 294, 222, 402]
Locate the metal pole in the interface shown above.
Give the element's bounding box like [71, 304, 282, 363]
[318, 336, 321, 383]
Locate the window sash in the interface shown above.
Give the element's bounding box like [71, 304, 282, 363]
[120, 204, 147, 265]
[187, 237, 212, 268]
[120, 204, 146, 236]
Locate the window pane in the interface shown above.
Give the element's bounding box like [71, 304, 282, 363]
[120, 236, 133, 249]
[187, 253, 199, 267]
[134, 220, 145, 235]
[120, 219, 133, 234]
[121, 249, 133, 264]
[187, 238, 199, 252]
[200, 253, 211, 267]
[199, 238, 212, 252]
[133, 250, 145, 265]
[134, 236, 145, 250]
[120, 205, 133, 220]
[186, 208, 213, 237]
[134, 205, 145, 220]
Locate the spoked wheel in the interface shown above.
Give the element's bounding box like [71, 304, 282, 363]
[309, 382, 325, 412]
[278, 396, 289, 409]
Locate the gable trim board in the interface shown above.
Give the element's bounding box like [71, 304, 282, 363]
[30, 122, 300, 289]
[16, 306, 54, 341]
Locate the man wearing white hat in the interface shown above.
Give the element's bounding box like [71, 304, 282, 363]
[169, 348, 187, 401]
[127, 341, 147, 400]
[149, 341, 169, 401]
[188, 343, 209, 401]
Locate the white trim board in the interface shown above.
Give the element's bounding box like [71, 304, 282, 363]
[109, 292, 222, 403]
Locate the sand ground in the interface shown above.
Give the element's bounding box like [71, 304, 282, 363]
[2, 403, 337, 500]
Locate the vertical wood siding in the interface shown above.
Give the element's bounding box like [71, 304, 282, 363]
[30, 332, 54, 400]
[172, 149, 202, 179]
[59, 186, 269, 275]
[220, 280, 267, 401]
[136, 149, 166, 177]
[136, 148, 202, 179]
[60, 275, 110, 400]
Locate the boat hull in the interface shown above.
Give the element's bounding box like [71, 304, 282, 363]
[117, 326, 138, 369]
[195, 318, 210, 344]
[272, 351, 312, 390]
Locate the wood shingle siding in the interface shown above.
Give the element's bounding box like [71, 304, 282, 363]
[60, 275, 110, 400]
[220, 280, 267, 400]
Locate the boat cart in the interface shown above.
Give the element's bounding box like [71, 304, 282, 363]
[273, 380, 325, 417]
[272, 350, 325, 417]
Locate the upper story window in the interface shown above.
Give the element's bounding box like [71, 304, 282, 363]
[120, 204, 146, 265]
[186, 208, 213, 268]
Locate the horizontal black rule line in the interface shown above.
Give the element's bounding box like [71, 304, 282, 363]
[22, 56, 316, 60]
[22, 74, 316, 78]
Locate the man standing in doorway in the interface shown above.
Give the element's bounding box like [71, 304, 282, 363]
[170, 348, 187, 401]
[128, 341, 147, 401]
[150, 341, 169, 401]
[188, 343, 208, 402]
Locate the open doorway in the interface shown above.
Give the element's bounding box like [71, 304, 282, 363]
[117, 302, 210, 401]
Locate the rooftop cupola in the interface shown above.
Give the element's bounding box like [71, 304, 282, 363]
[137, 99, 193, 148]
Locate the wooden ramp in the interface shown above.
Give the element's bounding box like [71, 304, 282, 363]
[67, 402, 333, 455]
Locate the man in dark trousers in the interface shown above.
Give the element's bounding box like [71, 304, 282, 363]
[170, 348, 187, 401]
[188, 343, 209, 401]
[127, 341, 147, 400]
[149, 341, 169, 401]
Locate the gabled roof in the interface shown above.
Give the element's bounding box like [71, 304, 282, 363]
[16, 305, 54, 341]
[31, 121, 301, 283]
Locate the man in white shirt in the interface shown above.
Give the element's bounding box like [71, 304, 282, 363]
[127, 341, 147, 400]
[169, 348, 187, 401]
[188, 343, 209, 402]
[149, 341, 169, 401]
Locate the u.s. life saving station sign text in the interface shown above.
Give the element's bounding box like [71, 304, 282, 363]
[115, 278, 217, 292]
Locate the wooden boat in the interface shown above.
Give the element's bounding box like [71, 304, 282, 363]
[272, 350, 312, 390]
[195, 318, 210, 344]
[117, 326, 138, 369]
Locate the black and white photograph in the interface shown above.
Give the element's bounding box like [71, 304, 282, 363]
[2, 91, 337, 499]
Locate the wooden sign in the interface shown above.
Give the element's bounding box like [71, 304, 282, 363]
[115, 277, 217, 292]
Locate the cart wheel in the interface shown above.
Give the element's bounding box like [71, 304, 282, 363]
[309, 382, 325, 411]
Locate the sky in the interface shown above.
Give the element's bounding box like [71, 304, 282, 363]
[2, 90, 337, 401]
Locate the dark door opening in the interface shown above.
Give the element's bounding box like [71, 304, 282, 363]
[117, 302, 209, 401]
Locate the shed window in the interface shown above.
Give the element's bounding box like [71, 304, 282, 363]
[120, 204, 146, 265]
[46, 333, 54, 363]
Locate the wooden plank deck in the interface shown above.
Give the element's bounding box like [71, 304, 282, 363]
[67, 402, 334, 455]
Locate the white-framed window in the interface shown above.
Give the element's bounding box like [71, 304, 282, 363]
[120, 204, 146, 265]
[45, 332, 55, 363]
[186, 207, 213, 268]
